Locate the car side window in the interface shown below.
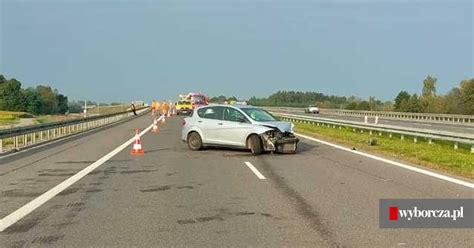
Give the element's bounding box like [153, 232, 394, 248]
[197, 107, 223, 120]
[223, 107, 248, 123]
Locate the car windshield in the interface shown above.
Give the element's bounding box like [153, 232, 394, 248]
[241, 108, 277, 122]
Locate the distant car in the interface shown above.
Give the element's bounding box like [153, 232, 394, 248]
[176, 100, 192, 115]
[182, 105, 299, 155]
[305, 105, 319, 114]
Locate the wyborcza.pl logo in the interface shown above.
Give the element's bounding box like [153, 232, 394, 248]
[380, 199, 473, 228]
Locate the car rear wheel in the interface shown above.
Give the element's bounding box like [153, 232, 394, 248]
[248, 135, 263, 155]
[187, 132, 203, 151]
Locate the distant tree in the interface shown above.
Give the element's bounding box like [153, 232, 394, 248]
[356, 101, 370, 110]
[422, 75, 437, 97]
[444, 88, 463, 114]
[458, 79, 474, 114]
[23, 88, 42, 114]
[394, 91, 410, 112]
[407, 94, 421, 113]
[368, 96, 377, 111]
[36, 85, 57, 114]
[345, 102, 358, 110]
[56, 94, 68, 114]
[68, 101, 83, 113]
[0, 78, 26, 111]
[420, 75, 437, 113]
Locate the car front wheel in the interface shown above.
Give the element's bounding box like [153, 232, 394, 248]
[187, 132, 203, 151]
[248, 135, 263, 155]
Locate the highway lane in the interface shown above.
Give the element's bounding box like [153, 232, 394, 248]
[0, 114, 473, 247]
[272, 111, 474, 135]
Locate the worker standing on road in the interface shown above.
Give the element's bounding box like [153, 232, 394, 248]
[162, 101, 169, 116]
[168, 100, 174, 115]
[155, 101, 161, 116]
[151, 100, 156, 116]
[131, 103, 137, 116]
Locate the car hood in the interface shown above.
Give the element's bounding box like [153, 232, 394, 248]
[257, 121, 293, 133]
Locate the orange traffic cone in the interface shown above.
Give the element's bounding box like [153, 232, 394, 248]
[152, 118, 160, 133]
[130, 129, 145, 155]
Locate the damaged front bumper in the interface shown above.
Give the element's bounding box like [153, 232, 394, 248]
[261, 131, 299, 154]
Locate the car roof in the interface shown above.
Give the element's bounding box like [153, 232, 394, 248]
[196, 104, 257, 110]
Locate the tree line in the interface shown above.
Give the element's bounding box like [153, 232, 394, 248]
[248, 91, 391, 110]
[248, 76, 473, 114]
[0, 74, 68, 115]
[394, 76, 473, 115]
[209, 95, 238, 103]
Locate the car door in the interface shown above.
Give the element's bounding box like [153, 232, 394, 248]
[196, 106, 224, 144]
[217, 107, 253, 147]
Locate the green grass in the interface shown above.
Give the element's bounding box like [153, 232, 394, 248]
[0, 111, 22, 126]
[294, 122, 474, 179]
[87, 105, 129, 115]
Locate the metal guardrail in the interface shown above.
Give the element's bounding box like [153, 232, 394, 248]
[0, 107, 149, 155]
[264, 107, 474, 124]
[271, 112, 474, 153]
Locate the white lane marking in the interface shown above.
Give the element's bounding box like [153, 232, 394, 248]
[295, 133, 474, 189]
[245, 161, 266, 180]
[0, 120, 158, 232]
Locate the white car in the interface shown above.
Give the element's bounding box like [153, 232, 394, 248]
[181, 105, 299, 155]
[305, 105, 319, 114]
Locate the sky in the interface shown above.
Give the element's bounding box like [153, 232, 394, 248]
[0, 0, 472, 103]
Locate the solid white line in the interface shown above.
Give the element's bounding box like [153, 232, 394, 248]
[0, 121, 157, 232]
[244, 161, 266, 180]
[295, 133, 474, 189]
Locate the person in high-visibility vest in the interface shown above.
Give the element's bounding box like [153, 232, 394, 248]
[168, 100, 174, 115]
[151, 101, 156, 116]
[155, 101, 161, 116]
[162, 101, 169, 115]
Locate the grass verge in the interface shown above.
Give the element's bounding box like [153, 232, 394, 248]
[295, 122, 473, 179]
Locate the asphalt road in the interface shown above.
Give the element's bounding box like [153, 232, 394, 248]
[0, 114, 472, 247]
[274, 111, 474, 135]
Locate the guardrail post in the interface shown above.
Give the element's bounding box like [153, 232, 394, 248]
[428, 138, 433, 145]
[369, 130, 373, 135]
[401, 135, 404, 140]
[378, 132, 382, 136]
[413, 137, 417, 143]
[454, 142, 458, 150]
[471, 145, 474, 153]
[389, 133, 392, 138]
